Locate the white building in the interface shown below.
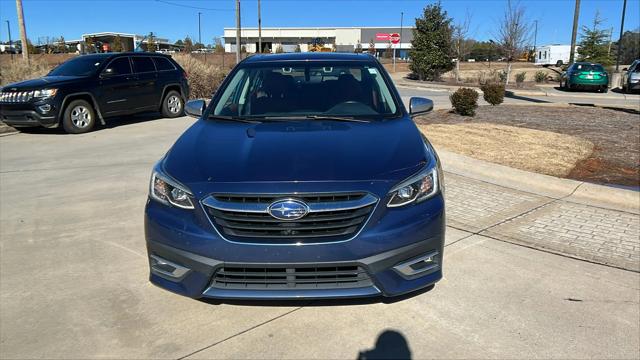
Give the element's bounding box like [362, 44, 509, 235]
[222, 27, 414, 58]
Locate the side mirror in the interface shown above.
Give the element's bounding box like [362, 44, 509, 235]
[185, 99, 205, 118]
[409, 97, 434, 117]
[622, 67, 628, 71]
[100, 68, 116, 78]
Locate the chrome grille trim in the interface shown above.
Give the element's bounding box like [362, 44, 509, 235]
[202, 193, 378, 213]
[200, 192, 379, 245]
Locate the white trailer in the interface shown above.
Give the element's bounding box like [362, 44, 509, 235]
[535, 45, 575, 67]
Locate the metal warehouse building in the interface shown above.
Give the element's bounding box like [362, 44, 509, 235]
[222, 27, 414, 57]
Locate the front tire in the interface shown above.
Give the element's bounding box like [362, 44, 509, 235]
[62, 100, 96, 134]
[161, 90, 184, 118]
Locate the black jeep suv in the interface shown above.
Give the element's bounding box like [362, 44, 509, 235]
[0, 52, 189, 133]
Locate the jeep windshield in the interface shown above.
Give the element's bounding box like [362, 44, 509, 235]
[47, 55, 106, 77]
[212, 62, 400, 120]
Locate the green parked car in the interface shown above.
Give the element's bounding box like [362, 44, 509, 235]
[560, 62, 609, 92]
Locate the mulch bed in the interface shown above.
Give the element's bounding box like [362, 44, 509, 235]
[416, 105, 640, 188]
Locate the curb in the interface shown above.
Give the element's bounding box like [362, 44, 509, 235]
[437, 149, 640, 214]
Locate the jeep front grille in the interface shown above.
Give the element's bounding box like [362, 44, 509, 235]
[202, 192, 378, 244]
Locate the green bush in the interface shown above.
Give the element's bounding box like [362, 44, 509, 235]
[534, 70, 547, 83]
[498, 70, 508, 83]
[480, 83, 505, 106]
[515, 72, 526, 87]
[450, 87, 479, 116]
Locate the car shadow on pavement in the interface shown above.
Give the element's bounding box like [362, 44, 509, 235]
[357, 330, 412, 360]
[504, 92, 551, 103]
[198, 284, 435, 307]
[101, 112, 166, 129]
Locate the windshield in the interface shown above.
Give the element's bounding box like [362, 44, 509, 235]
[212, 62, 399, 119]
[573, 64, 605, 72]
[48, 56, 105, 76]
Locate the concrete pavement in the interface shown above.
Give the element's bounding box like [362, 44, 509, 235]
[1, 116, 639, 359]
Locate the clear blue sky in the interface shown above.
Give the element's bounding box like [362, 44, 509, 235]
[0, 0, 638, 46]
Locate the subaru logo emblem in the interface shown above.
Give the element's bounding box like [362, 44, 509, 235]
[268, 199, 309, 221]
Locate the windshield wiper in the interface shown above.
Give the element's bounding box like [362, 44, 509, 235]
[305, 115, 370, 123]
[248, 115, 370, 123]
[208, 115, 262, 124]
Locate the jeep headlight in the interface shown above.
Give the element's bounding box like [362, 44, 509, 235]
[149, 164, 194, 209]
[387, 166, 440, 207]
[33, 88, 57, 99]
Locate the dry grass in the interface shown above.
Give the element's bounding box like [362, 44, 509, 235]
[0, 58, 52, 86]
[418, 122, 594, 177]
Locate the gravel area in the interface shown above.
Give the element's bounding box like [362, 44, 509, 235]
[416, 105, 640, 187]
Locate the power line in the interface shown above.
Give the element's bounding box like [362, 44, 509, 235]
[154, 0, 233, 12]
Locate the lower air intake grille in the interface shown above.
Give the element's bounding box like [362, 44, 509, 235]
[210, 265, 373, 290]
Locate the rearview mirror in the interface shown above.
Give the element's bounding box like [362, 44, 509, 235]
[185, 99, 205, 118]
[409, 97, 434, 117]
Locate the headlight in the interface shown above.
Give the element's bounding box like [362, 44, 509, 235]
[387, 166, 440, 207]
[149, 165, 194, 209]
[33, 88, 57, 99]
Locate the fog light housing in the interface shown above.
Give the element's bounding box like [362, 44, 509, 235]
[149, 254, 190, 280]
[393, 251, 439, 278]
[37, 104, 52, 113]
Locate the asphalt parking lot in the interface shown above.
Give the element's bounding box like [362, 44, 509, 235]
[1, 115, 638, 359]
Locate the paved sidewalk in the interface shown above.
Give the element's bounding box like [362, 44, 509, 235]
[445, 173, 640, 272]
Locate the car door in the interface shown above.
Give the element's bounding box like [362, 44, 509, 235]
[98, 56, 136, 115]
[131, 56, 158, 110]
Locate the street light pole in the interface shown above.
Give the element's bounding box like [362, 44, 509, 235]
[235, 0, 241, 63]
[533, 20, 538, 62]
[6, 20, 13, 61]
[615, 0, 627, 72]
[258, 0, 262, 53]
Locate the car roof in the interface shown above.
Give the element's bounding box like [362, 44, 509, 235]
[76, 52, 172, 60]
[241, 52, 376, 64]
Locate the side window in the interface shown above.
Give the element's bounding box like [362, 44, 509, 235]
[103, 57, 131, 76]
[132, 57, 156, 73]
[153, 57, 176, 71]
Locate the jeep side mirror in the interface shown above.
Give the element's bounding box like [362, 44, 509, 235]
[185, 99, 205, 118]
[409, 97, 434, 117]
[622, 67, 628, 71]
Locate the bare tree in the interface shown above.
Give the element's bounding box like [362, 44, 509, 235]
[452, 11, 473, 83]
[495, 0, 531, 84]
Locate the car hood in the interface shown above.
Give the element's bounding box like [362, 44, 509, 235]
[164, 117, 428, 185]
[2, 76, 86, 90]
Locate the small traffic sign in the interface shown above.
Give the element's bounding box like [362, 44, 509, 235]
[390, 33, 400, 44]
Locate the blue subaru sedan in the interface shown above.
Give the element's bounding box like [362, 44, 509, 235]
[145, 53, 445, 300]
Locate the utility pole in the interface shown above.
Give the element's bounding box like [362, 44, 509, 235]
[399, 12, 403, 61]
[258, 0, 262, 53]
[235, 0, 241, 63]
[393, 12, 403, 73]
[615, 0, 627, 72]
[198, 12, 202, 45]
[6, 20, 13, 61]
[533, 20, 538, 62]
[569, 0, 580, 65]
[608, 27, 613, 56]
[16, 0, 29, 62]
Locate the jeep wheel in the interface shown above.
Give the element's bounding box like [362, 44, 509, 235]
[162, 91, 184, 118]
[62, 100, 96, 134]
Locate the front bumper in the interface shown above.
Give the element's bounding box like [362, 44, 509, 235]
[0, 101, 59, 127]
[145, 191, 445, 300]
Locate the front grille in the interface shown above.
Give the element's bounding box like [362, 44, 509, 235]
[202, 192, 378, 244]
[0, 91, 33, 103]
[210, 265, 373, 290]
